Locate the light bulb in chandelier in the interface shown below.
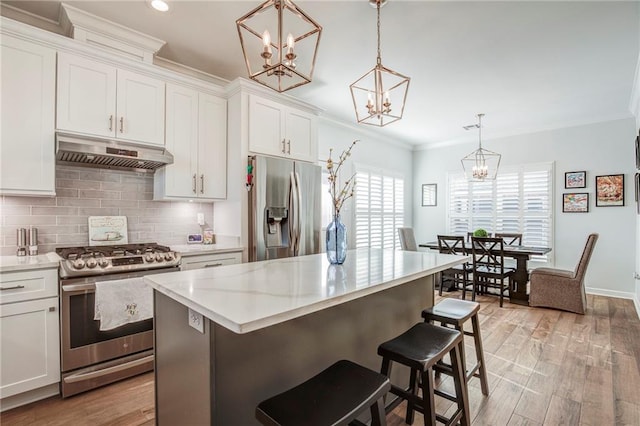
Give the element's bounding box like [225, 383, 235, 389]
[461, 113, 502, 181]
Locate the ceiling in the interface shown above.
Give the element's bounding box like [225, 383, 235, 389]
[2, 0, 639, 148]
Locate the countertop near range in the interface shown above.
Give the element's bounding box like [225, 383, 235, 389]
[0, 252, 61, 273]
[172, 243, 244, 257]
[144, 247, 468, 334]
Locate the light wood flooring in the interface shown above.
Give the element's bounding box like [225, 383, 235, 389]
[2, 293, 639, 426]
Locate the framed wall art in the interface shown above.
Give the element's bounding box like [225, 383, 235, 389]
[565, 171, 586, 188]
[595, 174, 624, 207]
[563, 193, 589, 213]
[422, 184, 437, 206]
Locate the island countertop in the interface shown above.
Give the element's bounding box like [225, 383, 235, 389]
[144, 247, 468, 334]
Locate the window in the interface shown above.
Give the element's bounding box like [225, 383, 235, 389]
[448, 163, 553, 261]
[355, 166, 404, 250]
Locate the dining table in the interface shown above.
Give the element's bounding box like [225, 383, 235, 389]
[418, 241, 552, 305]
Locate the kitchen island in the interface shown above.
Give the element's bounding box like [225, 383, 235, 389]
[145, 247, 468, 425]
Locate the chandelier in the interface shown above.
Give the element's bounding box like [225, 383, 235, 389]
[236, 0, 322, 93]
[349, 0, 410, 127]
[461, 114, 501, 181]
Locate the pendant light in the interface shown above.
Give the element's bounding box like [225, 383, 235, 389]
[349, 0, 410, 127]
[236, 0, 322, 93]
[461, 114, 501, 181]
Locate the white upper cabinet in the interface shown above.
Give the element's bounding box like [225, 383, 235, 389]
[0, 35, 56, 196]
[154, 83, 227, 200]
[57, 52, 165, 146]
[248, 94, 317, 163]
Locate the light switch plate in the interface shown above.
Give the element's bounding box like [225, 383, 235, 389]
[188, 308, 204, 333]
[197, 213, 205, 225]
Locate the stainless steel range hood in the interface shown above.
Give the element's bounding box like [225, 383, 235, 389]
[56, 133, 173, 172]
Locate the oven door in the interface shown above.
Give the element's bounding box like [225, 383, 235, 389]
[60, 267, 177, 373]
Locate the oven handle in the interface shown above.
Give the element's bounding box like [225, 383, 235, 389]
[62, 283, 96, 293]
[63, 355, 154, 384]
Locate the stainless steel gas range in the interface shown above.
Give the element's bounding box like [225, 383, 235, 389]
[56, 243, 181, 397]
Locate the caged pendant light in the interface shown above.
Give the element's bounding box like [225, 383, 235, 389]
[236, 0, 322, 93]
[461, 114, 501, 181]
[349, 0, 410, 127]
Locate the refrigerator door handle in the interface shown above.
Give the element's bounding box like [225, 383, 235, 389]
[294, 172, 303, 256]
[289, 171, 298, 256]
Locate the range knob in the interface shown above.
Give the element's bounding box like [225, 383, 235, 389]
[86, 258, 97, 269]
[97, 258, 109, 268]
[72, 259, 86, 269]
[164, 253, 174, 261]
[154, 253, 164, 262]
[145, 254, 155, 263]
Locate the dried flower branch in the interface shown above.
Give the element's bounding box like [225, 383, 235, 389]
[326, 140, 358, 216]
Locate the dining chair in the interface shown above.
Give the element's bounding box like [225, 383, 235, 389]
[397, 227, 418, 251]
[436, 235, 472, 297]
[470, 236, 515, 307]
[495, 233, 523, 246]
[529, 233, 598, 314]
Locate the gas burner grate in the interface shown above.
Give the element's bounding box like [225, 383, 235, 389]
[56, 243, 169, 260]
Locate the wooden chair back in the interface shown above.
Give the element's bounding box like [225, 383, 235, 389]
[471, 236, 506, 273]
[397, 227, 418, 251]
[437, 235, 467, 255]
[495, 233, 523, 246]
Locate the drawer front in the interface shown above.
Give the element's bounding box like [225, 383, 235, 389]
[0, 269, 58, 304]
[180, 252, 242, 271]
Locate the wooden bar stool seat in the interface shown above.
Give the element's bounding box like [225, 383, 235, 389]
[422, 298, 489, 396]
[377, 323, 470, 426]
[255, 359, 391, 426]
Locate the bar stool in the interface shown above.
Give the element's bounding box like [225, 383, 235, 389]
[422, 298, 489, 396]
[377, 323, 470, 426]
[255, 359, 391, 426]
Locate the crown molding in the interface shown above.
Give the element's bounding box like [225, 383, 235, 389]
[225, 77, 322, 114]
[317, 113, 413, 151]
[0, 3, 63, 35]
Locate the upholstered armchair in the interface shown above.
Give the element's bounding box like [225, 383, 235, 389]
[529, 233, 598, 314]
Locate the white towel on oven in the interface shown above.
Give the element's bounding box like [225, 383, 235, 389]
[94, 278, 152, 331]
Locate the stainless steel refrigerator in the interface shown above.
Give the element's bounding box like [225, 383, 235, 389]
[248, 155, 322, 262]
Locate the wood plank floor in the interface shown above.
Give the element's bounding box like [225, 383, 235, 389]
[2, 293, 639, 426]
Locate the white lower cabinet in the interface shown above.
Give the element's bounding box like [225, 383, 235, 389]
[180, 251, 242, 271]
[0, 297, 60, 399]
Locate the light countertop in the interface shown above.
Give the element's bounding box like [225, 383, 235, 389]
[0, 252, 60, 273]
[144, 248, 469, 334]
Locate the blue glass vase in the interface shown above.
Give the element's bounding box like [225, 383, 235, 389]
[326, 214, 347, 264]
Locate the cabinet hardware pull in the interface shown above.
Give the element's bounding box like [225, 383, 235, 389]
[109, 115, 113, 131]
[0, 285, 25, 291]
[192, 174, 197, 194]
[200, 174, 204, 194]
[287, 139, 291, 154]
[119, 117, 124, 133]
[204, 263, 223, 268]
[281, 139, 286, 153]
[49, 307, 56, 312]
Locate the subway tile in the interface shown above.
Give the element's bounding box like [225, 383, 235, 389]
[138, 216, 179, 224]
[78, 225, 88, 233]
[36, 234, 57, 244]
[5, 215, 57, 226]
[121, 191, 152, 201]
[127, 223, 155, 232]
[0, 246, 15, 256]
[78, 190, 120, 200]
[99, 200, 138, 208]
[55, 188, 79, 198]
[32, 206, 78, 216]
[118, 208, 147, 217]
[2, 196, 56, 206]
[56, 198, 101, 207]
[56, 179, 101, 190]
[33, 225, 78, 235]
[56, 169, 80, 179]
[101, 182, 139, 192]
[139, 231, 173, 241]
[77, 208, 119, 216]
[138, 200, 169, 209]
[138, 182, 153, 192]
[57, 234, 89, 244]
[121, 175, 151, 184]
[57, 216, 88, 225]
[78, 170, 121, 183]
[0, 206, 31, 216]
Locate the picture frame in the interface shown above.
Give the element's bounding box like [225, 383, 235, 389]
[563, 193, 589, 213]
[565, 171, 586, 188]
[595, 174, 624, 207]
[422, 183, 437, 206]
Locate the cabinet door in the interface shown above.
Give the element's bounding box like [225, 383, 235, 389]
[161, 84, 199, 198]
[180, 251, 242, 271]
[57, 52, 116, 138]
[248, 95, 286, 158]
[286, 109, 317, 163]
[0, 36, 56, 196]
[198, 93, 227, 199]
[116, 69, 165, 146]
[0, 297, 60, 398]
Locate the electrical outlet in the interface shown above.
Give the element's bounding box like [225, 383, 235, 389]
[188, 308, 204, 333]
[197, 213, 205, 226]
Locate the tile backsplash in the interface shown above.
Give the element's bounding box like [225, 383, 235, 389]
[0, 166, 214, 256]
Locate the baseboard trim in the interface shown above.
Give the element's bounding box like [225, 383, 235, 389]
[585, 287, 640, 320]
[0, 383, 59, 412]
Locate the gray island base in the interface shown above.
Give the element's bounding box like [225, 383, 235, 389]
[147, 248, 468, 425]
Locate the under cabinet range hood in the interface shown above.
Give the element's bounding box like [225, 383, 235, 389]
[55, 133, 174, 172]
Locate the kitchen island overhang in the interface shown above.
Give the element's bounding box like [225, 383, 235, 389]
[145, 248, 469, 425]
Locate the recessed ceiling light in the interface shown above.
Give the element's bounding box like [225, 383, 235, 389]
[150, 0, 169, 12]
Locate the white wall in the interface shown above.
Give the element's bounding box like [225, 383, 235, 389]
[317, 118, 414, 247]
[413, 118, 637, 296]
